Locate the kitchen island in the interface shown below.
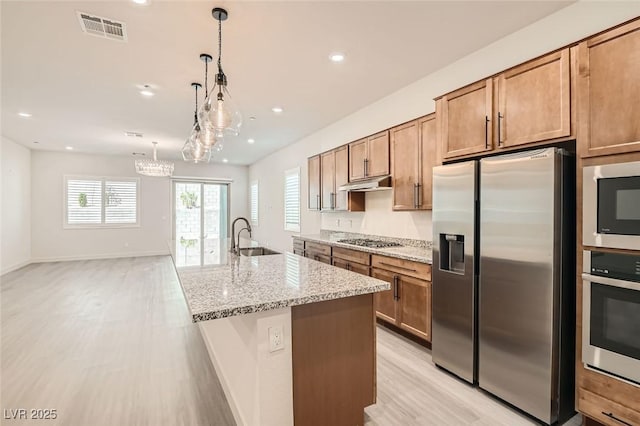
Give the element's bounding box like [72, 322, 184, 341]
[171, 240, 390, 426]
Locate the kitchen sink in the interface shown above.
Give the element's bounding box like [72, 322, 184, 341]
[238, 247, 280, 257]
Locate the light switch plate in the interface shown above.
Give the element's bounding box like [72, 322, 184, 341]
[268, 325, 284, 352]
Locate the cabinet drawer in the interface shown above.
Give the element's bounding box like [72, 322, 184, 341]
[293, 238, 305, 251]
[333, 258, 370, 276]
[293, 249, 304, 256]
[304, 242, 331, 257]
[578, 388, 640, 426]
[332, 247, 370, 265]
[371, 255, 431, 281]
[307, 253, 331, 265]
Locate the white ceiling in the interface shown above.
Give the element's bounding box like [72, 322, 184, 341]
[1, 1, 572, 165]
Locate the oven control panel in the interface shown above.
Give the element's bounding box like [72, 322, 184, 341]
[589, 251, 640, 283]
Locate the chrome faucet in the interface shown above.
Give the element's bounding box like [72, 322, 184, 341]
[231, 217, 252, 254]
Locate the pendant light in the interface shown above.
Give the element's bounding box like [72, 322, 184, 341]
[135, 142, 174, 177]
[181, 82, 212, 163]
[197, 53, 222, 148]
[198, 7, 242, 139]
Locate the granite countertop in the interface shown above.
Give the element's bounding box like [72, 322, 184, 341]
[295, 233, 432, 264]
[170, 239, 390, 322]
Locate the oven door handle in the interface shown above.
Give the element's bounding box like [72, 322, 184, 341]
[582, 273, 640, 291]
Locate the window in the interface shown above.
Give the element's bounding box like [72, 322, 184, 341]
[284, 167, 300, 232]
[250, 181, 259, 226]
[64, 176, 139, 227]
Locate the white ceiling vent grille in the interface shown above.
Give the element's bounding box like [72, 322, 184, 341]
[125, 131, 143, 138]
[77, 11, 127, 42]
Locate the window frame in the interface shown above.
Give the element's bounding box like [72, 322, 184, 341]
[284, 167, 301, 233]
[250, 180, 259, 226]
[63, 175, 140, 229]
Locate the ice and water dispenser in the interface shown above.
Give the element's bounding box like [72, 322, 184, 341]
[439, 234, 465, 274]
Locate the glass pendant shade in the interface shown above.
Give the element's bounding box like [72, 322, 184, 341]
[198, 83, 242, 138]
[135, 142, 174, 177]
[181, 126, 212, 164]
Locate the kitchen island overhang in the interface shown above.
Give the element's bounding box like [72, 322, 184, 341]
[171, 244, 390, 426]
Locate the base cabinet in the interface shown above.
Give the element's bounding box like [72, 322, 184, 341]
[372, 264, 432, 342]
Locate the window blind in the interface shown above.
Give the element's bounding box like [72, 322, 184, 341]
[250, 181, 259, 225]
[284, 168, 300, 232]
[65, 176, 138, 227]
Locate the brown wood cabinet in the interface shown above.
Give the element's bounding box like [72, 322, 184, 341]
[390, 114, 437, 210]
[320, 147, 364, 212]
[371, 255, 432, 342]
[497, 49, 571, 149]
[439, 79, 493, 159]
[332, 247, 370, 276]
[578, 19, 640, 157]
[308, 155, 321, 210]
[439, 49, 574, 160]
[349, 131, 390, 181]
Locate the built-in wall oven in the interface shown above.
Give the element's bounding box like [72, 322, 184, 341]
[583, 161, 640, 250]
[582, 250, 640, 386]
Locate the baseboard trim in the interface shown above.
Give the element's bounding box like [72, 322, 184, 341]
[30, 250, 170, 263]
[1, 259, 32, 276]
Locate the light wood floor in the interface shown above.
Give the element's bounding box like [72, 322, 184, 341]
[1, 256, 235, 426]
[2, 256, 582, 426]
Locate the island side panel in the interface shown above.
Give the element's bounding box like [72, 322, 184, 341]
[198, 308, 294, 426]
[291, 293, 375, 426]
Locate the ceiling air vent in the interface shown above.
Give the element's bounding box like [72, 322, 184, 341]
[77, 11, 127, 42]
[125, 131, 143, 138]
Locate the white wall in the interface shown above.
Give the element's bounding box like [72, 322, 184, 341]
[1, 136, 32, 274]
[249, 3, 640, 251]
[31, 150, 248, 262]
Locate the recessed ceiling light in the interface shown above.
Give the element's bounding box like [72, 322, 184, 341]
[247, 138, 255, 144]
[132, 0, 149, 4]
[272, 107, 283, 113]
[140, 90, 154, 97]
[65, 146, 74, 150]
[249, 116, 256, 121]
[18, 112, 32, 118]
[222, 158, 228, 163]
[330, 53, 345, 62]
[33, 141, 39, 144]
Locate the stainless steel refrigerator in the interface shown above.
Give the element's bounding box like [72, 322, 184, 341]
[432, 147, 575, 425]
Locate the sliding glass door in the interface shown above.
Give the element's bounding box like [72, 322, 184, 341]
[172, 181, 229, 267]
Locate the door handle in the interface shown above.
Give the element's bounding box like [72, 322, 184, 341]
[497, 112, 503, 147]
[484, 116, 490, 149]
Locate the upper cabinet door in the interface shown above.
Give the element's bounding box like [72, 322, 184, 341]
[367, 131, 390, 178]
[308, 155, 321, 210]
[441, 79, 493, 159]
[349, 138, 367, 181]
[497, 49, 571, 149]
[578, 20, 640, 157]
[419, 114, 437, 210]
[320, 151, 335, 210]
[333, 146, 349, 211]
[391, 120, 420, 210]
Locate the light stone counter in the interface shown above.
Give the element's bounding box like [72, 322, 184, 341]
[295, 233, 433, 264]
[170, 239, 390, 322]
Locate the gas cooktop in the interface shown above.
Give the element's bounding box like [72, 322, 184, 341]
[337, 238, 402, 248]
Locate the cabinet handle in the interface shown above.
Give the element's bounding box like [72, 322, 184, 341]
[316, 194, 320, 210]
[346, 263, 351, 271]
[602, 412, 632, 426]
[364, 158, 369, 177]
[330, 192, 335, 210]
[417, 182, 422, 207]
[484, 116, 490, 149]
[413, 183, 418, 209]
[393, 275, 399, 300]
[497, 112, 503, 147]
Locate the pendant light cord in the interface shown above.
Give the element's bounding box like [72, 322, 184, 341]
[193, 84, 199, 125]
[217, 15, 224, 76]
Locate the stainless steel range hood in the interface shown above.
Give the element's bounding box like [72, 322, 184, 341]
[338, 175, 391, 192]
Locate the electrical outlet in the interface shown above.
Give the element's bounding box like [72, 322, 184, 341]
[268, 325, 284, 352]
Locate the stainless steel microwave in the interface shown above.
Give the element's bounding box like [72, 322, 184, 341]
[583, 161, 640, 250]
[582, 250, 640, 386]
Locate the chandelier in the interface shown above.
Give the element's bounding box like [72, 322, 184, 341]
[197, 7, 242, 139]
[135, 142, 174, 177]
